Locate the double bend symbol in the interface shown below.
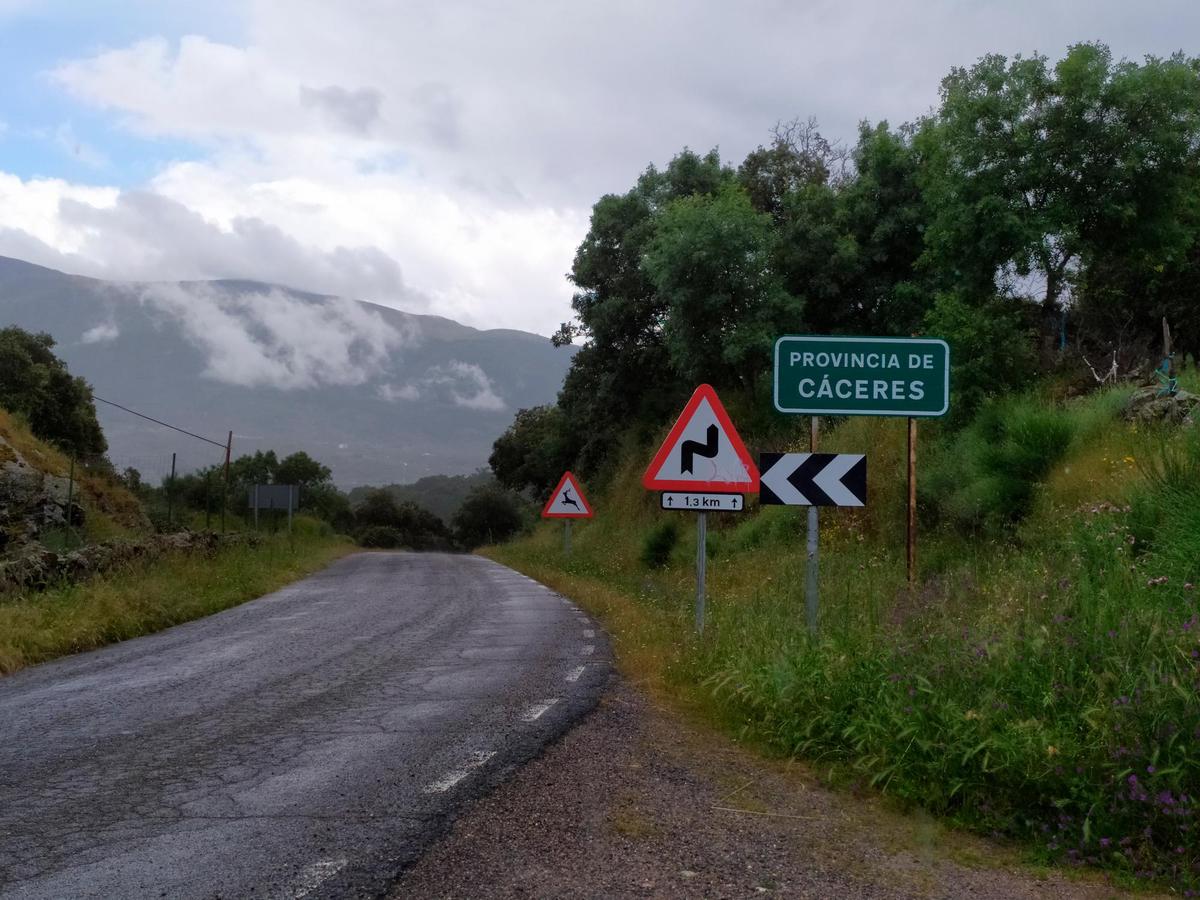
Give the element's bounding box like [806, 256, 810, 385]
[681, 424, 719, 474]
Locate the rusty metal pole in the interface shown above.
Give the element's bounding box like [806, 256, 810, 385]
[221, 431, 232, 534]
[907, 417, 917, 590]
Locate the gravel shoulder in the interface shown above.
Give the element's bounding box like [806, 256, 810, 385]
[393, 678, 1140, 899]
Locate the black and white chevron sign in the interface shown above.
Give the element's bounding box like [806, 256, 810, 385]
[758, 453, 867, 507]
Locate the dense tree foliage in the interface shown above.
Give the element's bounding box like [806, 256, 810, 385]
[452, 484, 527, 549]
[0, 326, 106, 459]
[353, 488, 452, 550]
[494, 44, 1200, 494]
[345, 470, 493, 524]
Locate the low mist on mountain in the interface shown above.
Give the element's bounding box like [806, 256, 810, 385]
[0, 256, 573, 486]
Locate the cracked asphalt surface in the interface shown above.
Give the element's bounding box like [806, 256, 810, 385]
[0, 552, 611, 899]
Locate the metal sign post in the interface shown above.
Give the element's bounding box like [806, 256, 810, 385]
[759, 444, 869, 636]
[772, 335, 948, 605]
[643, 384, 759, 636]
[695, 511, 707, 634]
[249, 485, 300, 535]
[806, 417, 819, 634]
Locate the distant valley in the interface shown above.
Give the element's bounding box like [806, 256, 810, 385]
[0, 256, 573, 486]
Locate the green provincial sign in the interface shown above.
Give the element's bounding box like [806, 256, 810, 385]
[774, 336, 950, 417]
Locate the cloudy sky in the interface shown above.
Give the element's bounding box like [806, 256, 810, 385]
[0, 0, 1196, 335]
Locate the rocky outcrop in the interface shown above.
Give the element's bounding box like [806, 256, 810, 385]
[1122, 386, 1199, 426]
[0, 531, 263, 594]
[0, 455, 83, 551]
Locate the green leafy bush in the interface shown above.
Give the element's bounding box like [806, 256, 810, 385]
[639, 519, 679, 568]
[356, 526, 405, 549]
[0, 326, 106, 459]
[924, 397, 1076, 531]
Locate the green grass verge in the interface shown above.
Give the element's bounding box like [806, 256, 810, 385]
[488, 387, 1200, 892]
[0, 521, 354, 675]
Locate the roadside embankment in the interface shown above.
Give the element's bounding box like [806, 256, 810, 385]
[0, 521, 352, 674]
[487, 385, 1200, 893]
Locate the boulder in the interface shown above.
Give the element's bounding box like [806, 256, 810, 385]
[1121, 387, 1199, 426]
[0, 444, 84, 549]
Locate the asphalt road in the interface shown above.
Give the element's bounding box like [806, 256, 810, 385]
[0, 552, 611, 899]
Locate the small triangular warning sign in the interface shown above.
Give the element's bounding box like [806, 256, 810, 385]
[643, 384, 759, 492]
[542, 471, 594, 519]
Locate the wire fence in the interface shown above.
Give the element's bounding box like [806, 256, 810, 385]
[74, 393, 236, 539]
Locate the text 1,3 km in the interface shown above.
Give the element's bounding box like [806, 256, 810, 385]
[660, 492, 744, 512]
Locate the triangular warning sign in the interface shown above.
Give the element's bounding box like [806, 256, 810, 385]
[643, 384, 759, 492]
[542, 471, 594, 519]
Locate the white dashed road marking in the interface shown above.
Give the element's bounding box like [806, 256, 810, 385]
[521, 699, 560, 722]
[581, 644, 595, 656]
[423, 751, 497, 794]
[583, 629, 594, 639]
[565, 665, 586, 683]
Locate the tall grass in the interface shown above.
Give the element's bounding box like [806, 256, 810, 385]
[0, 519, 352, 674]
[491, 389, 1200, 890]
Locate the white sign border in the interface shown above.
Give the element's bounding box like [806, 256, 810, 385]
[773, 335, 951, 417]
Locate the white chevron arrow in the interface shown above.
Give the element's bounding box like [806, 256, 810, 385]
[761, 453, 812, 505]
[812, 454, 865, 507]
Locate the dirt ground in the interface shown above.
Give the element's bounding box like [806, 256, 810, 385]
[392, 678, 1140, 899]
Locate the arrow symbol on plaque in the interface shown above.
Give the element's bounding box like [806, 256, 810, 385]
[758, 453, 867, 507]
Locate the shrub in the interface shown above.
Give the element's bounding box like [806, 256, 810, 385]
[924, 396, 1076, 532]
[452, 485, 526, 549]
[357, 526, 404, 549]
[0, 326, 106, 459]
[639, 519, 679, 568]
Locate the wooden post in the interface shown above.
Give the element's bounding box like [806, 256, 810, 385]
[907, 417, 917, 589]
[221, 431, 232, 534]
[167, 452, 176, 531]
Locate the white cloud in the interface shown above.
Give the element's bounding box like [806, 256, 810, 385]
[429, 361, 506, 411]
[80, 322, 119, 343]
[378, 360, 506, 411]
[377, 382, 420, 402]
[138, 282, 409, 389]
[3, 0, 1197, 336]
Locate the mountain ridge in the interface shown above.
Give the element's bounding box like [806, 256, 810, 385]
[0, 255, 570, 487]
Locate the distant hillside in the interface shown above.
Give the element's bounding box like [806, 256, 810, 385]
[0, 257, 574, 486]
[346, 470, 495, 523]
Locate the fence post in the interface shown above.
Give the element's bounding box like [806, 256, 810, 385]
[221, 431, 232, 533]
[66, 456, 76, 549]
[167, 452, 176, 531]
